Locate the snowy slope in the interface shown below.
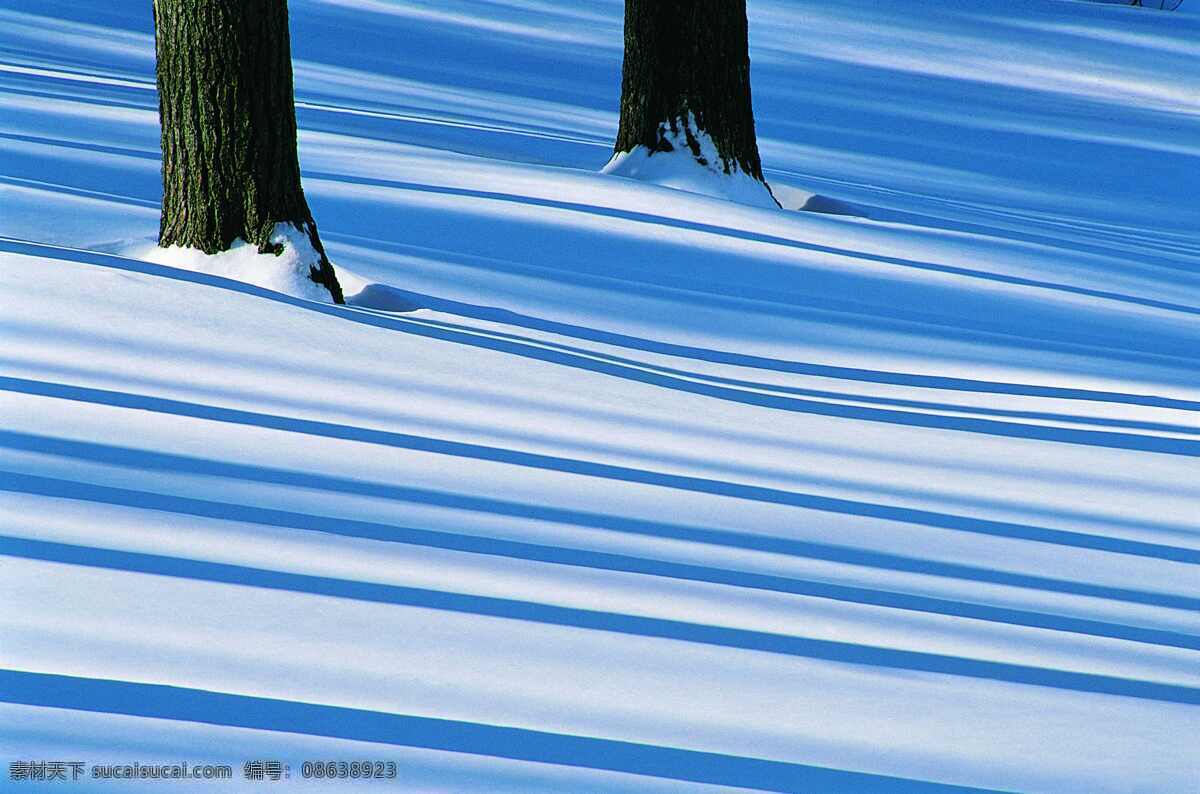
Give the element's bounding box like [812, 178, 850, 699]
[2, 0, 1199, 792]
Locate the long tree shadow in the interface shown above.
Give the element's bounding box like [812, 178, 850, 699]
[5, 464, 1198, 650]
[330, 232, 1200, 406]
[311, 173, 1200, 324]
[4, 378, 1200, 565]
[2, 242, 1199, 458]
[350, 296, 1200, 437]
[0, 670, 1002, 793]
[7, 428, 1199, 591]
[8, 235, 1200, 415]
[3, 536, 1199, 706]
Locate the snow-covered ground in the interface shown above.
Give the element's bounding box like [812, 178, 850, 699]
[2, 0, 1199, 791]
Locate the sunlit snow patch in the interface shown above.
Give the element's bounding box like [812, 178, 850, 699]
[136, 222, 335, 302]
[601, 116, 779, 210]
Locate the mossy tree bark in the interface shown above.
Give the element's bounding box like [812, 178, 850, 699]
[614, 0, 772, 195]
[153, 0, 343, 302]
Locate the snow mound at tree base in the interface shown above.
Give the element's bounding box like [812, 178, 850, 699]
[602, 122, 778, 210]
[134, 222, 335, 302]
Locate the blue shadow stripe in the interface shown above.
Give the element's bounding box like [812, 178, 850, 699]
[2, 238, 1198, 459]
[2, 535, 1198, 705]
[2, 375, 1197, 565]
[307, 174, 1200, 325]
[0, 670, 1005, 793]
[398, 312, 1200, 438]
[331, 236, 1200, 413]
[15, 232, 1196, 414]
[4, 468, 1198, 648]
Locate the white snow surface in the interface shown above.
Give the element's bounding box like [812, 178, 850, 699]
[2, 0, 1200, 792]
[137, 222, 334, 302]
[602, 115, 779, 209]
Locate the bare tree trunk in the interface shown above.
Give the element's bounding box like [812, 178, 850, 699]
[153, 0, 343, 302]
[614, 0, 772, 198]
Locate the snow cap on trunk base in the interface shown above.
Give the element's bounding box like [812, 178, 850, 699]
[602, 114, 778, 210]
[138, 222, 336, 302]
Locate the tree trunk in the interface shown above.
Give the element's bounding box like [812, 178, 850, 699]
[153, 0, 343, 303]
[614, 0, 772, 195]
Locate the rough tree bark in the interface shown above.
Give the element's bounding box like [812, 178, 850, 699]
[614, 0, 772, 194]
[153, 0, 343, 302]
